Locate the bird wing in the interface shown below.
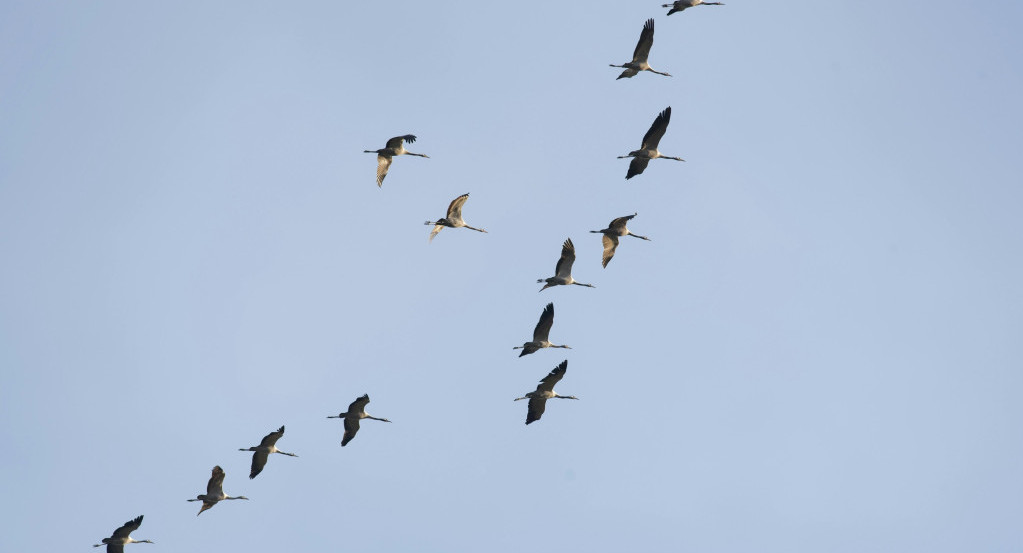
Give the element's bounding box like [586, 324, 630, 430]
[554, 238, 576, 278]
[106, 544, 124, 553]
[536, 360, 568, 394]
[533, 302, 555, 342]
[640, 106, 671, 150]
[259, 426, 285, 447]
[609, 214, 636, 232]
[208, 465, 226, 496]
[110, 515, 142, 539]
[632, 19, 655, 63]
[348, 394, 371, 414]
[601, 234, 620, 268]
[249, 450, 269, 479]
[428, 224, 444, 242]
[385, 134, 416, 149]
[626, 157, 650, 179]
[447, 193, 469, 221]
[526, 396, 548, 424]
[376, 154, 392, 187]
[342, 416, 361, 446]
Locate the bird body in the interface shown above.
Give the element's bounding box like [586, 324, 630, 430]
[239, 425, 298, 479]
[93, 515, 153, 553]
[514, 360, 578, 424]
[590, 213, 651, 268]
[365, 134, 429, 187]
[618, 106, 684, 179]
[610, 19, 670, 79]
[663, 0, 724, 15]
[328, 394, 391, 446]
[537, 238, 595, 291]
[188, 465, 248, 516]
[514, 302, 570, 356]
[426, 193, 487, 242]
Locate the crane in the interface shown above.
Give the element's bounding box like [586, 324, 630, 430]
[425, 193, 488, 242]
[618, 106, 684, 179]
[364, 134, 429, 187]
[328, 394, 391, 446]
[93, 515, 153, 552]
[514, 360, 578, 424]
[514, 302, 571, 357]
[590, 213, 651, 268]
[610, 19, 671, 79]
[663, 0, 724, 16]
[239, 425, 298, 479]
[538, 238, 595, 291]
[187, 465, 248, 516]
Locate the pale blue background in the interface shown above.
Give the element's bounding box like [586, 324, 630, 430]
[2, 1, 1022, 551]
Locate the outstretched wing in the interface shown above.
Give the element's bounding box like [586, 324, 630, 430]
[385, 134, 417, 149]
[532, 302, 555, 342]
[207, 465, 226, 496]
[640, 106, 671, 150]
[601, 234, 620, 268]
[554, 238, 576, 278]
[249, 450, 269, 479]
[632, 19, 655, 63]
[376, 154, 392, 187]
[428, 224, 444, 242]
[536, 360, 568, 394]
[110, 515, 143, 540]
[342, 417, 361, 446]
[259, 426, 285, 447]
[609, 213, 636, 232]
[348, 394, 370, 414]
[626, 157, 650, 179]
[446, 193, 469, 221]
[526, 396, 548, 424]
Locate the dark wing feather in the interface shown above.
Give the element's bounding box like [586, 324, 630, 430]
[609, 214, 636, 232]
[107, 544, 123, 553]
[385, 134, 416, 149]
[348, 394, 370, 414]
[532, 303, 555, 342]
[626, 157, 650, 179]
[110, 515, 142, 539]
[640, 106, 671, 150]
[207, 465, 225, 495]
[259, 426, 285, 447]
[554, 238, 576, 278]
[537, 360, 568, 393]
[342, 417, 361, 446]
[632, 19, 655, 62]
[249, 451, 269, 479]
[601, 234, 619, 268]
[447, 193, 469, 220]
[526, 396, 547, 424]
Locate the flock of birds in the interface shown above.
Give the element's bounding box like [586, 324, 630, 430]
[91, 1, 723, 550]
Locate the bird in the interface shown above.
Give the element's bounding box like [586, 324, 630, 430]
[514, 360, 578, 424]
[590, 213, 651, 268]
[618, 106, 684, 179]
[93, 515, 153, 552]
[513, 302, 570, 357]
[663, 0, 724, 16]
[537, 238, 595, 291]
[328, 394, 391, 446]
[187, 465, 248, 516]
[425, 193, 487, 242]
[239, 425, 298, 479]
[364, 134, 429, 187]
[610, 19, 671, 79]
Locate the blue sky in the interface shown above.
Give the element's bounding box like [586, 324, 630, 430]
[2, 1, 1022, 551]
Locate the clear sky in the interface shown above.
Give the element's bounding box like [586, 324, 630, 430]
[2, 1, 1022, 551]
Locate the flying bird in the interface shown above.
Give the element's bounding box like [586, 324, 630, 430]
[514, 302, 570, 357]
[425, 193, 487, 242]
[514, 360, 578, 424]
[239, 425, 298, 479]
[537, 238, 595, 291]
[93, 515, 153, 552]
[618, 106, 684, 179]
[328, 394, 391, 446]
[610, 19, 671, 79]
[187, 465, 248, 516]
[590, 213, 651, 268]
[663, 0, 724, 16]
[364, 134, 429, 187]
